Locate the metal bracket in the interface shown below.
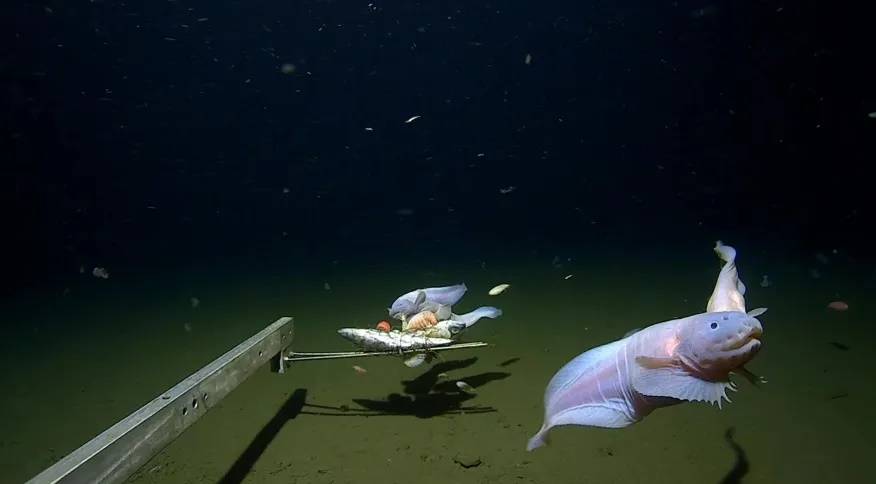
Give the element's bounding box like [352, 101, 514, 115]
[26, 316, 295, 484]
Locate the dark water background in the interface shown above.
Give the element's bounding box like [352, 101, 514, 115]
[2, 1, 874, 483]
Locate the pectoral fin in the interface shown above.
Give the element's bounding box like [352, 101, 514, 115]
[633, 357, 735, 408]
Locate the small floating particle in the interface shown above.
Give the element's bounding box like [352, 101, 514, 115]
[760, 275, 771, 288]
[829, 341, 850, 351]
[498, 186, 516, 194]
[563, 274, 573, 280]
[92, 267, 110, 279]
[323, 282, 331, 291]
[868, 112, 876, 119]
[280, 63, 296, 74]
[827, 301, 848, 311]
[404, 115, 421, 124]
[190, 297, 200, 308]
[163, 37, 177, 41]
[196, 17, 209, 22]
[183, 322, 193, 333]
[364, 127, 374, 131]
[524, 53, 532, 65]
[456, 381, 476, 394]
[353, 365, 367, 374]
[488, 283, 510, 296]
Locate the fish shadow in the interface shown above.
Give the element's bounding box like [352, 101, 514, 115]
[718, 426, 750, 484]
[302, 358, 511, 419]
[401, 357, 479, 395]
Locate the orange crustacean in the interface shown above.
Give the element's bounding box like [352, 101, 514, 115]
[405, 310, 438, 331]
[376, 320, 392, 332]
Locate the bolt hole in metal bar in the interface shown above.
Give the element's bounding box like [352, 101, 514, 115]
[26, 317, 295, 484]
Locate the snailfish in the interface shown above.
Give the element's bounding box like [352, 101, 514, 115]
[527, 310, 765, 451]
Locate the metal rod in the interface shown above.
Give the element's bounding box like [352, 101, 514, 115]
[284, 341, 489, 362]
[27, 317, 295, 484]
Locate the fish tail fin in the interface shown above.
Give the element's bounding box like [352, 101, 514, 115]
[714, 240, 737, 265]
[456, 306, 503, 327]
[526, 426, 550, 451]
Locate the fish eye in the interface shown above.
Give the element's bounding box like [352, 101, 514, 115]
[710, 322, 719, 330]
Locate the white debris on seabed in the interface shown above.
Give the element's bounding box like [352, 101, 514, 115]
[190, 297, 200, 308]
[92, 267, 110, 279]
[456, 381, 477, 394]
[324, 282, 331, 291]
[760, 275, 771, 288]
[488, 283, 510, 296]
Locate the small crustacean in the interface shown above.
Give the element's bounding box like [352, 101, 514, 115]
[404, 310, 438, 331]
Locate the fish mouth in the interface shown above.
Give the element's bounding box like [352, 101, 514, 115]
[724, 328, 762, 351]
[723, 338, 762, 360]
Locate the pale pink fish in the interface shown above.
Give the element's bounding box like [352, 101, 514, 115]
[706, 241, 747, 313]
[827, 301, 849, 311]
[526, 310, 765, 451]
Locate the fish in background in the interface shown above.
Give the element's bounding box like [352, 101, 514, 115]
[388, 283, 502, 331]
[388, 283, 467, 321]
[527, 242, 766, 451]
[337, 283, 503, 368]
[707, 241, 747, 313]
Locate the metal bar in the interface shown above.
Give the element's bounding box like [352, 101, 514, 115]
[285, 341, 489, 362]
[26, 317, 295, 484]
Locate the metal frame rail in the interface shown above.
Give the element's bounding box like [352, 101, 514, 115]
[26, 317, 295, 484]
[25, 317, 488, 484]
